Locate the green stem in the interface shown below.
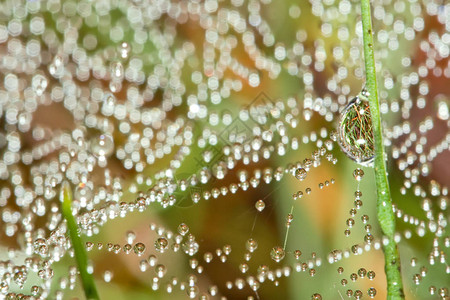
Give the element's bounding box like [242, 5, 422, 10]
[359, 1, 405, 299]
[60, 181, 100, 300]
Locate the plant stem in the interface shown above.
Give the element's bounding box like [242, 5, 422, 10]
[61, 181, 100, 300]
[359, 0, 405, 298]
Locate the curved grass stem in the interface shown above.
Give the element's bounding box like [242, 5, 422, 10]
[61, 181, 100, 300]
[359, 0, 405, 298]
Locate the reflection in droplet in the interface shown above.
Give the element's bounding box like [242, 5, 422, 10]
[338, 93, 374, 166]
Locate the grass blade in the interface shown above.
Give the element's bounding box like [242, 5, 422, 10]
[61, 181, 100, 300]
[359, 0, 405, 298]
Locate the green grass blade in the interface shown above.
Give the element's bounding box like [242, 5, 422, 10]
[359, 0, 405, 298]
[61, 181, 100, 300]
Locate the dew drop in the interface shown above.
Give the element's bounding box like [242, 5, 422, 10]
[364, 233, 374, 244]
[103, 270, 113, 282]
[187, 286, 199, 299]
[155, 237, 169, 253]
[123, 244, 132, 254]
[246, 239, 258, 252]
[118, 42, 131, 59]
[111, 61, 124, 80]
[353, 168, 364, 181]
[31, 74, 48, 96]
[338, 94, 374, 166]
[436, 99, 449, 120]
[102, 93, 116, 117]
[74, 183, 92, 207]
[91, 134, 114, 158]
[270, 246, 285, 263]
[358, 268, 367, 278]
[295, 168, 307, 180]
[182, 240, 199, 256]
[134, 243, 146, 256]
[178, 223, 189, 236]
[311, 293, 322, 300]
[255, 200, 265, 212]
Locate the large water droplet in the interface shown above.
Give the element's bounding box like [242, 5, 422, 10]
[338, 93, 374, 166]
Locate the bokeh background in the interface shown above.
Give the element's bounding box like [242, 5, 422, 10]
[0, 0, 449, 299]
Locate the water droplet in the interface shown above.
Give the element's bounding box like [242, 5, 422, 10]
[155, 237, 169, 253]
[187, 286, 199, 299]
[90, 134, 114, 158]
[311, 293, 322, 300]
[103, 270, 113, 282]
[246, 239, 258, 252]
[74, 183, 92, 207]
[124, 243, 133, 254]
[155, 264, 166, 278]
[182, 240, 199, 256]
[358, 268, 367, 278]
[286, 213, 294, 226]
[255, 200, 265, 212]
[49, 54, 64, 78]
[178, 223, 189, 236]
[102, 93, 116, 117]
[31, 74, 48, 96]
[364, 233, 374, 244]
[111, 61, 124, 80]
[134, 243, 146, 256]
[436, 98, 449, 120]
[338, 94, 374, 166]
[270, 246, 285, 262]
[353, 168, 364, 181]
[295, 168, 307, 180]
[118, 42, 131, 59]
